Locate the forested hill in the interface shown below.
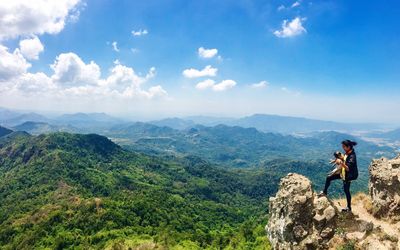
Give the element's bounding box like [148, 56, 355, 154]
[0, 131, 272, 249]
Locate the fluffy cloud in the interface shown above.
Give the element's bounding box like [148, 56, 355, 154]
[16, 72, 56, 94]
[196, 79, 215, 90]
[19, 36, 44, 60]
[195, 79, 236, 91]
[51, 53, 101, 86]
[0, 45, 31, 81]
[112, 41, 119, 52]
[198, 47, 218, 59]
[1, 51, 167, 99]
[251, 80, 269, 89]
[182, 65, 218, 78]
[0, 0, 81, 40]
[212, 80, 236, 91]
[274, 17, 307, 38]
[131, 29, 148, 36]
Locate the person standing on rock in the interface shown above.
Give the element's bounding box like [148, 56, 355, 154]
[319, 140, 359, 212]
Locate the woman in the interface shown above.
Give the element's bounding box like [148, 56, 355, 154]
[319, 140, 358, 212]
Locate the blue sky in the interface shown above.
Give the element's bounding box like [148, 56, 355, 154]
[0, 0, 399, 123]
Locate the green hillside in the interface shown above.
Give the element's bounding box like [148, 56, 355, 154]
[0, 132, 271, 249]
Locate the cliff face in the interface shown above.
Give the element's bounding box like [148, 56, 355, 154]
[266, 173, 337, 249]
[267, 154, 400, 249]
[369, 154, 400, 221]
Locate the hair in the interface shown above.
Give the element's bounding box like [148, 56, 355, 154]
[341, 139, 358, 149]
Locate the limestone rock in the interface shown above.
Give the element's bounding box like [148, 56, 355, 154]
[369, 154, 400, 220]
[266, 173, 338, 249]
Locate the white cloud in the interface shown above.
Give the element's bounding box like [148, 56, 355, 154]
[273, 17, 307, 38]
[251, 80, 269, 89]
[112, 41, 119, 52]
[0, 45, 31, 81]
[0, 0, 81, 40]
[182, 65, 218, 78]
[196, 79, 215, 90]
[50, 52, 101, 86]
[19, 36, 44, 60]
[198, 47, 218, 59]
[131, 29, 148, 36]
[212, 79, 236, 91]
[291, 1, 301, 8]
[16, 72, 56, 93]
[131, 48, 139, 54]
[195, 79, 236, 91]
[277, 5, 285, 11]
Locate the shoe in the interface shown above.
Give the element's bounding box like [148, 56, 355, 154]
[317, 191, 327, 197]
[341, 207, 352, 212]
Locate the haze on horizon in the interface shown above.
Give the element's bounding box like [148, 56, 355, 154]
[0, 0, 399, 124]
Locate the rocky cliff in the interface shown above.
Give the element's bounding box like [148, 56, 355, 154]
[369, 154, 400, 221]
[266, 154, 400, 249]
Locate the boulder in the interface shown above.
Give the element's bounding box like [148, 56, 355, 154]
[266, 173, 338, 249]
[369, 154, 400, 221]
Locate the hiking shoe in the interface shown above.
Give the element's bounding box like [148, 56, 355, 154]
[341, 207, 352, 213]
[317, 191, 327, 197]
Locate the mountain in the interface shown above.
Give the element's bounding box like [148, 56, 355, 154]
[55, 112, 124, 129]
[12, 121, 78, 135]
[228, 114, 382, 134]
[149, 117, 196, 130]
[0, 126, 13, 137]
[366, 128, 400, 142]
[0, 132, 271, 249]
[0, 107, 21, 122]
[1, 112, 50, 127]
[108, 123, 396, 168]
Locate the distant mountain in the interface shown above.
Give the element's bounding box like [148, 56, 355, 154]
[149, 117, 195, 130]
[55, 112, 124, 129]
[0, 107, 21, 122]
[1, 112, 50, 127]
[184, 115, 235, 126]
[0, 126, 13, 137]
[13, 121, 78, 135]
[366, 128, 400, 141]
[150, 114, 384, 134]
[228, 114, 381, 134]
[108, 123, 395, 170]
[109, 122, 178, 140]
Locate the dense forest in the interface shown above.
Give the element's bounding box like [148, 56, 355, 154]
[0, 131, 273, 249]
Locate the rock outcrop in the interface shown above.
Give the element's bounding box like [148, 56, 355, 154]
[266, 173, 337, 249]
[369, 154, 400, 221]
[266, 170, 400, 249]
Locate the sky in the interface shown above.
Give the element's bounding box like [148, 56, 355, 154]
[0, 0, 399, 123]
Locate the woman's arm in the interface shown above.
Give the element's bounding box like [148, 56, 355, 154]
[341, 154, 356, 172]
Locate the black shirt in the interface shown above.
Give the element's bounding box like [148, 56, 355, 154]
[345, 150, 358, 181]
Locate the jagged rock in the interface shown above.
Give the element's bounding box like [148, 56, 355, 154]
[266, 173, 338, 249]
[369, 154, 400, 221]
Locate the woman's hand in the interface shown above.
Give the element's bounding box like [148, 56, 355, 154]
[335, 159, 343, 165]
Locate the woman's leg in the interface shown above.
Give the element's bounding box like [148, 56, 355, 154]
[323, 174, 341, 195]
[343, 180, 352, 210]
